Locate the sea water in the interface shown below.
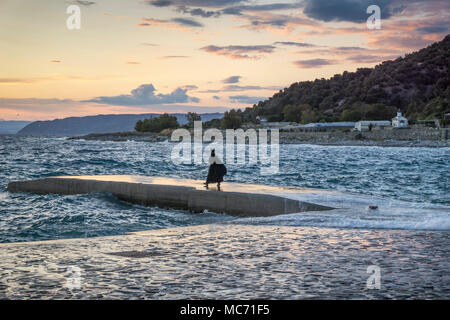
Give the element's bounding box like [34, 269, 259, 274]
[0, 135, 449, 243]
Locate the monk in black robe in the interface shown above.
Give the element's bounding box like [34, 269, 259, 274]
[205, 149, 227, 190]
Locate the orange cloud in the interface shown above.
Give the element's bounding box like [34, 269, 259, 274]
[200, 44, 276, 60]
[137, 17, 203, 32]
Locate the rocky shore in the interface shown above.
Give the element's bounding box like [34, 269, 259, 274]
[279, 127, 450, 147]
[68, 127, 450, 148]
[68, 131, 166, 142]
[286, 139, 449, 147]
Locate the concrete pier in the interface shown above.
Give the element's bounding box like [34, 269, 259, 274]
[7, 175, 333, 217]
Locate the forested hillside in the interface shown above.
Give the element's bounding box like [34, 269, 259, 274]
[244, 34, 450, 123]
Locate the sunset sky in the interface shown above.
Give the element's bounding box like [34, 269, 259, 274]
[0, 0, 449, 120]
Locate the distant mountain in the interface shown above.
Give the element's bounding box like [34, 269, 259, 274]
[0, 120, 32, 134]
[17, 113, 223, 136]
[246, 34, 450, 122]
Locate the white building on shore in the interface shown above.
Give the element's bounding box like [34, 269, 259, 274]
[355, 121, 391, 132]
[391, 110, 408, 128]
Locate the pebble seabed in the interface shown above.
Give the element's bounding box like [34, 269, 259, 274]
[0, 224, 448, 299]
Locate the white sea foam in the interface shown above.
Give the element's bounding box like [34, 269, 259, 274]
[0, 192, 8, 201]
[238, 210, 450, 231]
[237, 189, 450, 231]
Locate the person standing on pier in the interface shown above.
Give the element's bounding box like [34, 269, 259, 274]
[205, 149, 227, 190]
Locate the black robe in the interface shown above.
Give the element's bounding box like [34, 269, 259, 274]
[206, 162, 227, 183]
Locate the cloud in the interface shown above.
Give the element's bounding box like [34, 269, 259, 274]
[223, 85, 266, 91]
[416, 20, 450, 34]
[220, 85, 281, 92]
[180, 85, 198, 90]
[200, 45, 276, 59]
[200, 84, 281, 93]
[125, 61, 140, 65]
[148, 0, 173, 6]
[0, 98, 87, 118]
[135, 105, 229, 113]
[0, 78, 34, 84]
[303, 0, 395, 23]
[159, 55, 190, 59]
[229, 95, 266, 104]
[221, 7, 242, 15]
[72, 0, 96, 6]
[222, 2, 303, 16]
[0, 74, 121, 84]
[274, 41, 318, 47]
[0, 98, 77, 106]
[213, 95, 221, 100]
[293, 1, 449, 38]
[141, 43, 159, 46]
[293, 58, 337, 68]
[149, 1, 303, 18]
[84, 84, 200, 106]
[367, 33, 439, 50]
[0, 97, 229, 121]
[177, 6, 221, 18]
[146, 0, 244, 8]
[335, 46, 367, 51]
[50, 60, 61, 63]
[417, 26, 449, 34]
[291, 44, 402, 62]
[222, 76, 241, 83]
[171, 17, 203, 27]
[250, 19, 290, 27]
[137, 17, 203, 29]
[190, 8, 220, 17]
[234, 12, 320, 34]
[345, 54, 390, 63]
[139, 18, 166, 24]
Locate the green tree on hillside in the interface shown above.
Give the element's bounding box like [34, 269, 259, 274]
[301, 109, 321, 124]
[203, 118, 222, 129]
[266, 114, 283, 122]
[135, 113, 179, 132]
[363, 104, 397, 120]
[283, 105, 302, 122]
[186, 112, 201, 128]
[340, 109, 362, 121]
[221, 109, 242, 129]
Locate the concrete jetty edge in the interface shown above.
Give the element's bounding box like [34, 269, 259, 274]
[7, 176, 333, 217]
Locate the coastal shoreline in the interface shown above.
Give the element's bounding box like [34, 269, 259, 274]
[67, 131, 450, 148]
[281, 139, 450, 148]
